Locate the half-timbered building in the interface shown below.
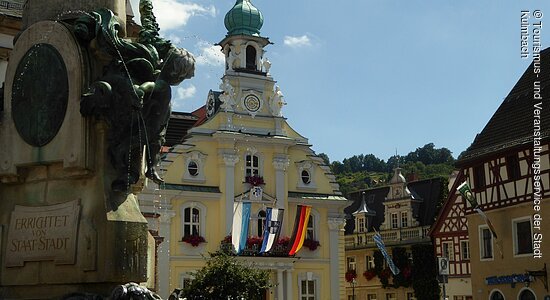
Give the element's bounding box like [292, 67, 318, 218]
[449, 48, 550, 300]
[430, 171, 473, 300]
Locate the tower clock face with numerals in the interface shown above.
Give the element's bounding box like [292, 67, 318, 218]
[243, 94, 261, 113]
[11, 43, 68, 147]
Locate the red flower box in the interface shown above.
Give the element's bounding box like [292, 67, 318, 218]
[277, 236, 290, 247]
[345, 270, 357, 283]
[303, 238, 320, 251]
[246, 236, 263, 247]
[245, 175, 265, 186]
[182, 235, 206, 247]
[363, 270, 376, 281]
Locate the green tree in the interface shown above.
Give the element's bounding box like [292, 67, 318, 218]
[181, 252, 271, 299]
[362, 154, 387, 172]
[317, 152, 330, 165]
[411, 244, 440, 300]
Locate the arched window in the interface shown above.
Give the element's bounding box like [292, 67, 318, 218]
[490, 290, 504, 300]
[518, 289, 535, 300]
[306, 215, 315, 240]
[245, 154, 260, 177]
[257, 210, 266, 236]
[246, 45, 257, 70]
[183, 207, 200, 237]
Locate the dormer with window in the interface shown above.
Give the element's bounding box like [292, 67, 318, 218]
[352, 192, 376, 234]
[295, 160, 317, 190]
[182, 151, 207, 183]
[381, 168, 420, 230]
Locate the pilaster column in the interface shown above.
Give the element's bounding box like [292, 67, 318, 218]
[158, 210, 176, 299]
[277, 269, 284, 300]
[285, 269, 293, 300]
[328, 217, 346, 300]
[272, 155, 289, 209]
[223, 153, 239, 234]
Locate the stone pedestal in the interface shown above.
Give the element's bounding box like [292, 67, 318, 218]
[0, 8, 149, 300]
[22, 0, 127, 35]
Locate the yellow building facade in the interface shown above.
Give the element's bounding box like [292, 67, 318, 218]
[140, 1, 348, 299]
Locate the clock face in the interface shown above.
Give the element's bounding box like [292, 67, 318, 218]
[206, 95, 215, 117]
[243, 94, 261, 112]
[12, 43, 68, 147]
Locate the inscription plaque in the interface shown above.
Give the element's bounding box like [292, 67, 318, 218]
[5, 200, 80, 267]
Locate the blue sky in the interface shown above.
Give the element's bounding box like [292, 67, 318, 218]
[130, 0, 550, 163]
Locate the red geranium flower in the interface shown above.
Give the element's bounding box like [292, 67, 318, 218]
[363, 270, 376, 281]
[345, 270, 357, 283]
[245, 175, 265, 186]
[303, 238, 320, 251]
[182, 235, 206, 247]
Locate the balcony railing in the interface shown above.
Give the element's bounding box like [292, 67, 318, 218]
[220, 242, 291, 257]
[345, 226, 431, 250]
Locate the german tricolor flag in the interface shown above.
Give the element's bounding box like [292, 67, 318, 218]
[288, 205, 312, 255]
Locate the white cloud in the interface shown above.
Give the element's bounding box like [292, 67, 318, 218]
[195, 42, 224, 66]
[129, 0, 216, 31]
[176, 84, 197, 100]
[283, 35, 312, 48]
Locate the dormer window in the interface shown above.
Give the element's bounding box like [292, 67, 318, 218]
[188, 161, 199, 177]
[356, 217, 365, 233]
[182, 151, 207, 183]
[301, 170, 311, 184]
[391, 213, 398, 229]
[246, 45, 257, 70]
[296, 161, 316, 190]
[401, 212, 408, 228]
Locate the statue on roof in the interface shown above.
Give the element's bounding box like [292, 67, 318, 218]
[76, 0, 195, 191]
[219, 78, 236, 112]
[269, 86, 286, 117]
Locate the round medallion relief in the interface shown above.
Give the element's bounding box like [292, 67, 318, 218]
[11, 43, 68, 147]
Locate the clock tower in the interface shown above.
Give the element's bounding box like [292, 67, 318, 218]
[206, 0, 286, 124]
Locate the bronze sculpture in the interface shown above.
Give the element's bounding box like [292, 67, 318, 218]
[76, 0, 195, 191]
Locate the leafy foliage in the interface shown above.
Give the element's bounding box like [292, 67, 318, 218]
[391, 247, 411, 288]
[181, 251, 271, 300]
[327, 143, 456, 196]
[411, 244, 440, 300]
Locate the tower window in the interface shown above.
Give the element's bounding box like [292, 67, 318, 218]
[246, 45, 257, 70]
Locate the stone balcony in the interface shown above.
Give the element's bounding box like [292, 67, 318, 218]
[345, 226, 432, 250]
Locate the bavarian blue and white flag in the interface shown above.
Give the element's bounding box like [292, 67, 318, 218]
[232, 202, 251, 254]
[260, 207, 284, 253]
[373, 232, 400, 275]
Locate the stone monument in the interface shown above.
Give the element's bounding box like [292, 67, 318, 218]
[0, 0, 194, 298]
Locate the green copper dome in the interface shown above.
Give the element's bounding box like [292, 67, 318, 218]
[224, 0, 264, 36]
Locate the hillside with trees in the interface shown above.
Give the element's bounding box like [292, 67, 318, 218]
[321, 143, 456, 196]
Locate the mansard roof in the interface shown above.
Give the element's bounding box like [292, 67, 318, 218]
[458, 47, 550, 165]
[164, 111, 199, 147]
[344, 177, 443, 234]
